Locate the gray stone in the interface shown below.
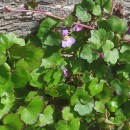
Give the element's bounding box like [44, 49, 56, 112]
[0, 0, 129, 36]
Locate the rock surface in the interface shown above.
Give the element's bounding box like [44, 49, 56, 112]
[0, 0, 129, 36]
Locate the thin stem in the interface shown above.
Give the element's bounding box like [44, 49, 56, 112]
[73, 22, 95, 30]
[0, 8, 64, 20]
[0, 8, 95, 30]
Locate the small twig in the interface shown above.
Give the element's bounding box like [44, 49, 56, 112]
[110, 0, 117, 16]
[0, 7, 95, 30]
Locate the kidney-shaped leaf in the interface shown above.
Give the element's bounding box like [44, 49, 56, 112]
[2, 114, 24, 130]
[20, 96, 44, 125]
[16, 44, 44, 71]
[39, 105, 55, 127]
[37, 17, 58, 40]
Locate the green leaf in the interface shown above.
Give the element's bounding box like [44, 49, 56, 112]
[8, 44, 24, 60]
[102, 40, 119, 64]
[43, 48, 66, 68]
[107, 101, 118, 112]
[56, 118, 80, 130]
[71, 88, 92, 105]
[0, 91, 14, 119]
[89, 29, 108, 48]
[37, 18, 62, 46]
[25, 91, 37, 102]
[95, 86, 113, 103]
[109, 48, 119, 64]
[120, 44, 130, 53]
[62, 107, 77, 121]
[44, 69, 65, 96]
[0, 33, 25, 52]
[2, 114, 24, 130]
[94, 101, 105, 113]
[46, 88, 59, 97]
[0, 126, 8, 130]
[81, 0, 95, 11]
[39, 105, 54, 127]
[56, 84, 73, 99]
[107, 16, 128, 34]
[96, 0, 112, 13]
[103, 0, 112, 13]
[120, 50, 130, 62]
[80, 44, 99, 63]
[76, 5, 91, 22]
[0, 63, 11, 86]
[110, 80, 123, 95]
[89, 78, 105, 96]
[80, 44, 92, 62]
[112, 34, 121, 46]
[110, 17, 123, 33]
[62, 15, 75, 27]
[70, 58, 86, 74]
[43, 68, 55, 83]
[89, 30, 101, 44]
[20, 96, 44, 125]
[113, 109, 126, 125]
[0, 63, 31, 89]
[11, 67, 31, 88]
[30, 64, 45, 88]
[0, 53, 6, 65]
[42, 31, 62, 46]
[80, 71, 91, 83]
[102, 40, 114, 52]
[97, 19, 107, 30]
[5, 33, 25, 46]
[37, 17, 58, 40]
[92, 5, 101, 16]
[47, 69, 62, 87]
[123, 101, 130, 118]
[16, 44, 44, 71]
[67, 118, 80, 130]
[74, 100, 94, 116]
[114, 115, 126, 126]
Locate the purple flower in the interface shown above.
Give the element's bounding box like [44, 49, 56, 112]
[74, 25, 83, 31]
[126, 27, 130, 35]
[62, 29, 75, 48]
[61, 65, 68, 78]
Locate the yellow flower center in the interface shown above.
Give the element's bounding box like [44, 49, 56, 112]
[64, 35, 69, 40]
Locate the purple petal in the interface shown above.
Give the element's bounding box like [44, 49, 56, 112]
[64, 72, 68, 78]
[74, 25, 83, 31]
[66, 37, 75, 47]
[62, 37, 75, 48]
[62, 40, 67, 48]
[62, 29, 68, 36]
[126, 29, 130, 35]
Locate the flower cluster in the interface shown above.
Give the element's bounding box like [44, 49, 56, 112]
[62, 29, 75, 48]
[61, 25, 83, 48]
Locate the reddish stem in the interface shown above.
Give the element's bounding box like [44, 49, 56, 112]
[73, 22, 95, 30]
[0, 8, 95, 30]
[121, 39, 130, 43]
[0, 8, 64, 20]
